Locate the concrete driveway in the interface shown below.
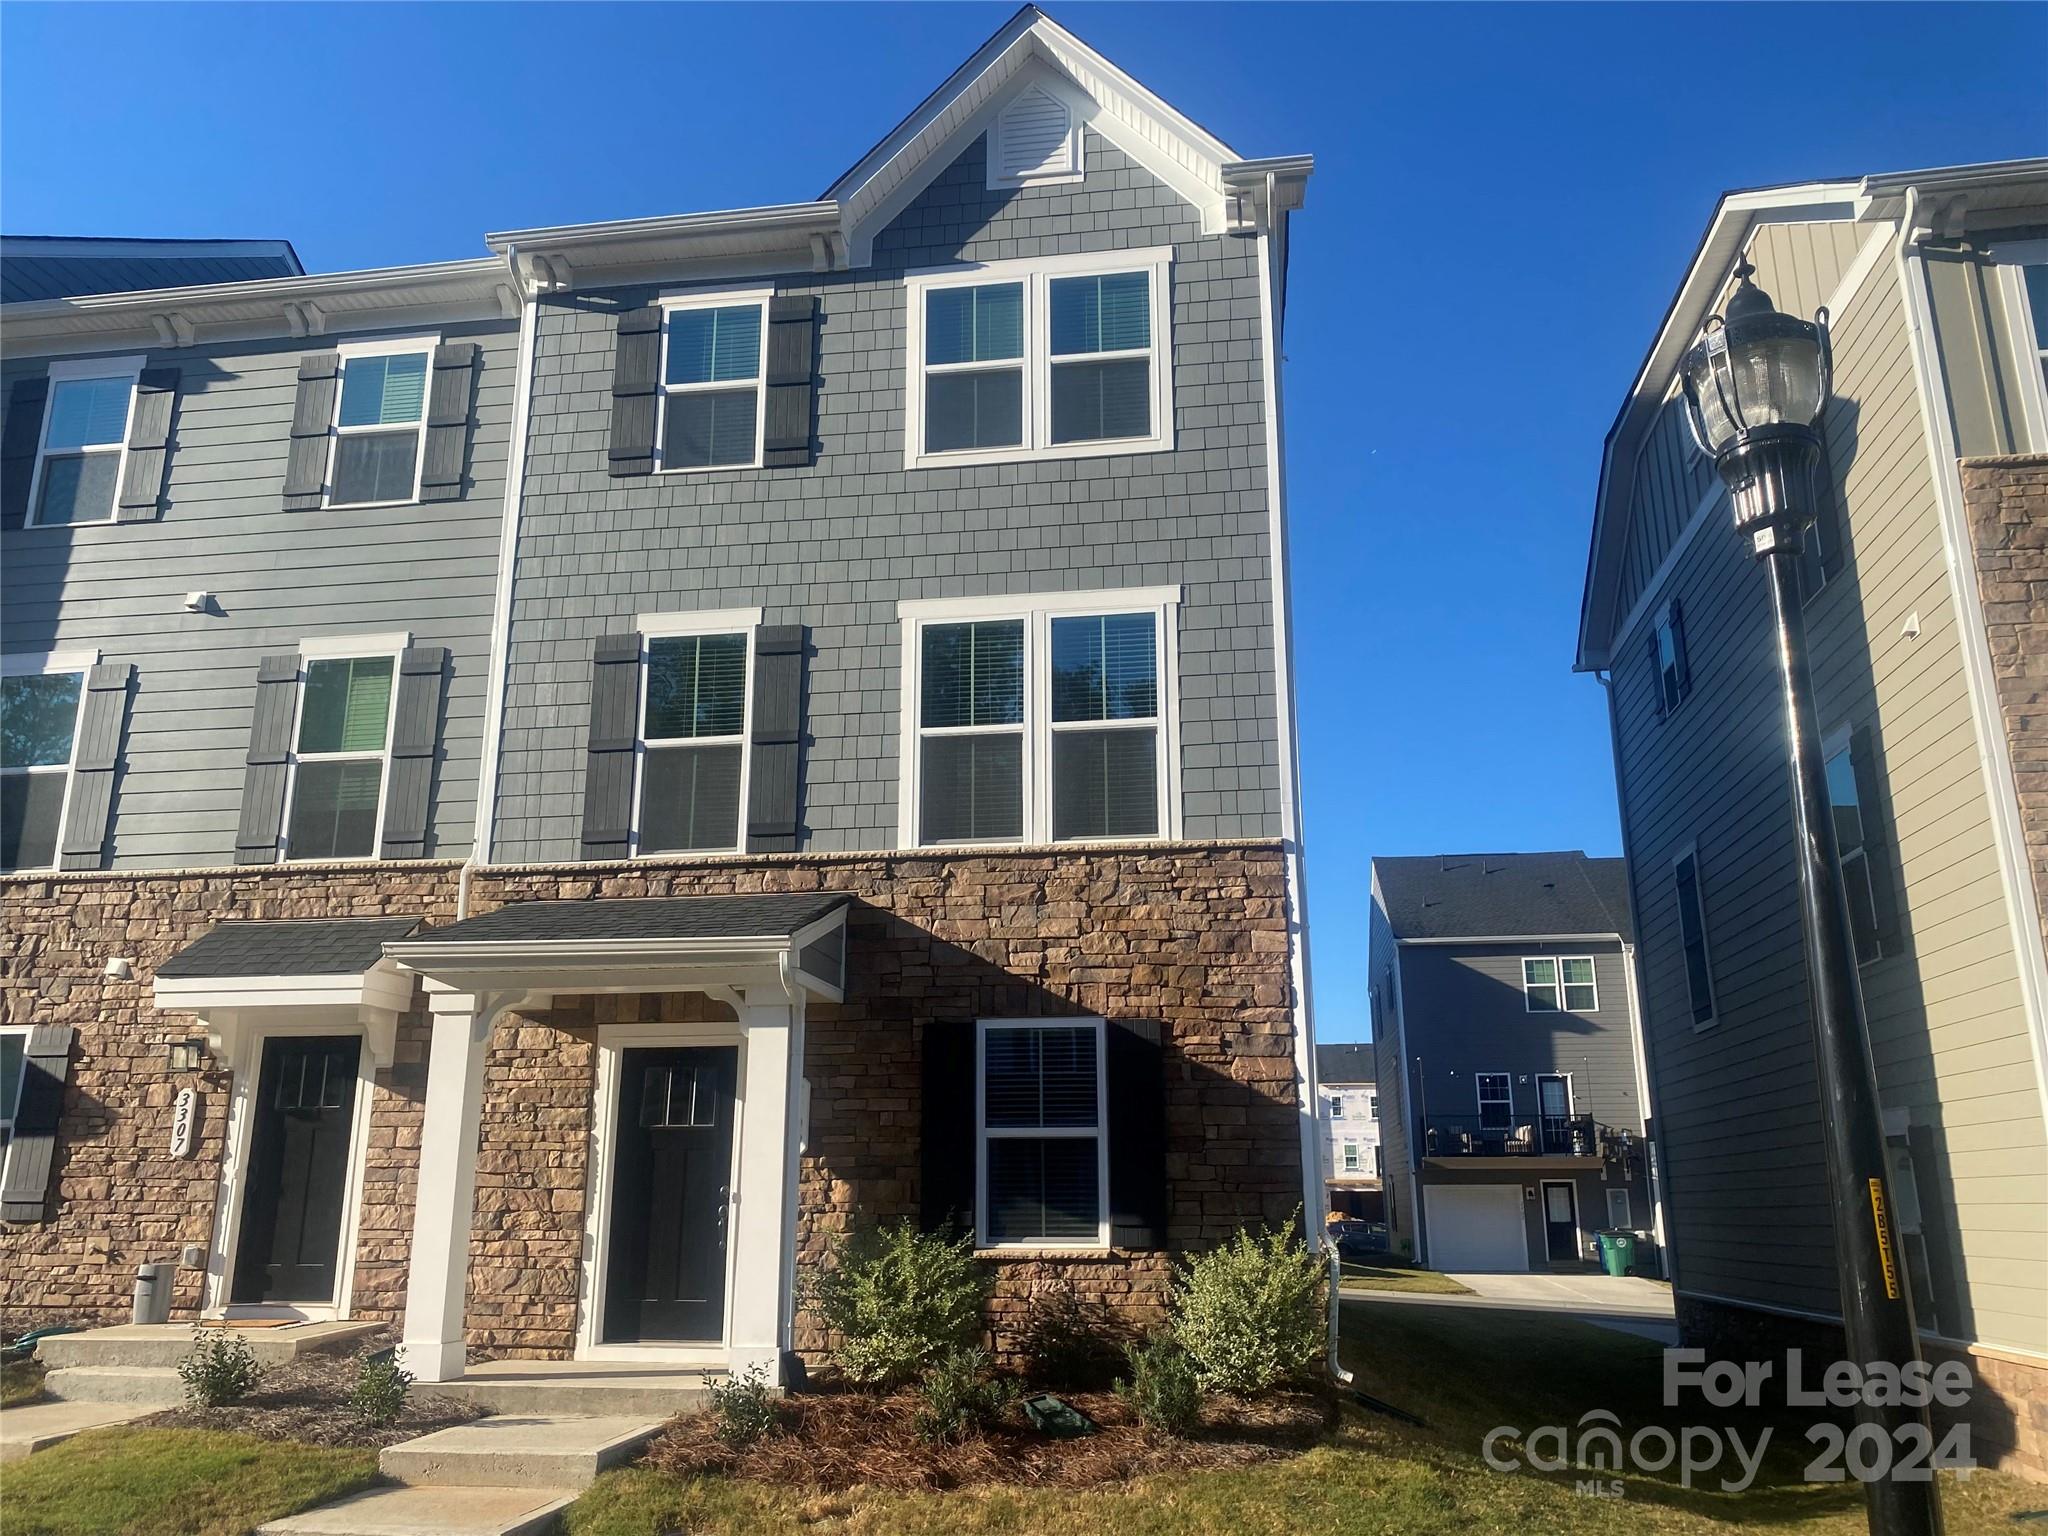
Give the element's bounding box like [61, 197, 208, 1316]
[1341, 1271, 1678, 1342]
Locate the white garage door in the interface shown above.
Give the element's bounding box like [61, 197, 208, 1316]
[1425, 1185, 1529, 1272]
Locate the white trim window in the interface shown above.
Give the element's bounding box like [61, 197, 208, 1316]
[282, 635, 406, 862]
[0, 1024, 29, 1147]
[657, 289, 769, 472]
[903, 248, 1173, 470]
[1523, 955, 1598, 1013]
[976, 1018, 1108, 1248]
[1993, 248, 2048, 451]
[633, 614, 754, 855]
[1673, 846, 1718, 1029]
[1475, 1071, 1512, 1131]
[1341, 1142, 1361, 1173]
[27, 357, 142, 527]
[327, 337, 435, 508]
[898, 587, 1179, 848]
[1, 649, 94, 871]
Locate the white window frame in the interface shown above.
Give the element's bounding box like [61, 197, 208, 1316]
[1522, 955, 1599, 1013]
[895, 586, 1181, 849]
[974, 1017, 1110, 1251]
[902, 247, 1174, 471]
[654, 287, 771, 475]
[0, 1023, 31, 1144]
[1475, 1071, 1512, 1129]
[324, 334, 438, 511]
[1990, 241, 2048, 453]
[1341, 1141, 1361, 1173]
[1673, 842, 1719, 1031]
[629, 606, 760, 858]
[25, 356, 143, 529]
[0, 647, 97, 872]
[279, 631, 410, 863]
[1329, 1096, 1345, 1119]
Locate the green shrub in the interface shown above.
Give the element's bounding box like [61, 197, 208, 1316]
[807, 1220, 988, 1389]
[1017, 1283, 1127, 1390]
[177, 1327, 261, 1407]
[1171, 1214, 1326, 1395]
[912, 1347, 1017, 1443]
[1116, 1332, 1202, 1436]
[706, 1363, 778, 1448]
[346, 1351, 412, 1427]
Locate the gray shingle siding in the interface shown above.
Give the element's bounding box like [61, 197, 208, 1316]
[492, 129, 1282, 861]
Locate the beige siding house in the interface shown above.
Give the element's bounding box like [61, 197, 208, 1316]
[1578, 158, 2048, 1479]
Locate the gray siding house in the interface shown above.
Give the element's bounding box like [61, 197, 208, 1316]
[1371, 853, 1658, 1273]
[0, 6, 1320, 1399]
[1577, 158, 2048, 1477]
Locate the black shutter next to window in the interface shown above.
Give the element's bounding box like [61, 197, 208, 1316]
[1851, 724, 1905, 957]
[920, 1022, 977, 1238]
[746, 624, 805, 853]
[418, 343, 479, 502]
[1, 1025, 76, 1223]
[283, 352, 341, 510]
[58, 661, 134, 871]
[1667, 599, 1691, 698]
[581, 632, 642, 860]
[234, 654, 302, 865]
[763, 294, 817, 468]
[116, 368, 180, 522]
[1646, 626, 1667, 722]
[1106, 1018, 1167, 1249]
[1, 377, 50, 531]
[380, 645, 447, 859]
[608, 306, 661, 477]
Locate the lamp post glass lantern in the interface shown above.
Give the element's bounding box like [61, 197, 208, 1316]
[1684, 261, 1942, 1536]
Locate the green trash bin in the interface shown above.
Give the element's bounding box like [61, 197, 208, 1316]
[1597, 1230, 1635, 1277]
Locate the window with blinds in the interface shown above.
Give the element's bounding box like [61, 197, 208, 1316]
[638, 631, 748, 853]
[923, 283, 1024, 454]
[1048, 272, 1152, 445]
[1049, 611, 1159, 839]
[285, 655, 395, 860]
[330, 349, 429, 507]
[919, 620, 1024, 842]
[659, 296, 766, 471]
[979, 1020, 1106, 1247]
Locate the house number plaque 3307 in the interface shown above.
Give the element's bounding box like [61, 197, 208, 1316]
[170, 1087, 199, 1158]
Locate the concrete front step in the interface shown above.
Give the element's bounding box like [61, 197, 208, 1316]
[41, 1365, 188, 1408]
[422, 1362, 716, 1418]
[380, 1415, 660, 1490]
[0, 1400, 152, 1461]
[38, 1321, 379, 1371]
[254, 1484, 576, 1536]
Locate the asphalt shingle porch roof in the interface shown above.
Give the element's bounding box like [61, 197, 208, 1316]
[398, 892, 851, 946]
[155, 917, 423, 979]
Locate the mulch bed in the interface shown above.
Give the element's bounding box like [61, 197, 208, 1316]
[142, 1349, 483, 1450]
[644, 1383, 1337, 1491]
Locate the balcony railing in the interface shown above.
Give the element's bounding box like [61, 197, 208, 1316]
[1419, 1113, 1600, 1159]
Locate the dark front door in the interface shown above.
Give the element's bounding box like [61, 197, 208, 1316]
[232, 1035, 361, 1305]
[1541, 1180, 1580, 1263]
[1537, 1075, 1572, 1153]
[604, 1046, 737, 1343]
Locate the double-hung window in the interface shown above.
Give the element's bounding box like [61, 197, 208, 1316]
[29, 359, 140, 527]
[329, 340, 432, 507]
[905, 249, 1172, 469]
[901, 589, 1177, 848]
[1, 651, 92, 871]
[1329, 1096, 1345, 1119]
[1475, 1072, 1512, 1131]
[1523, 956, 1598, 1013]
[635, 616, 752, 854]
[283, 638, 402, 861]
[1341, 1142, 1361, 1173]
[1651, 600, 1691, 716]
[657, 291, 768, 472]
[1824, 731, 1886, 966]
[977, 1018, 1108, 1248]
[1993, 251, 2048, 451]
[1674, 847, 1717, 1028]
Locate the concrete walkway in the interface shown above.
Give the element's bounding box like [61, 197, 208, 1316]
[0, 1399, 152, 1461]
[1341, 1272, 1679, 1342]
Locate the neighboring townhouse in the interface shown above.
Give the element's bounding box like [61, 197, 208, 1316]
[1371, 853, 1659, 1274]
[1576, 157, 2048, 1476]
[0, 6, 1317, 1393]
[1315, 1042, 1380, 1218]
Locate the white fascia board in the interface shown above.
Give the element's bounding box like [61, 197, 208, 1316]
[484, 202, 840, 253]
[154, 965, 412, 1015]
[897, 585, 1180, 621]
[1395, 933, 1624, 946]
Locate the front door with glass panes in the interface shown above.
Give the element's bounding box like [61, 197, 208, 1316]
[233, 1035, 361, 1305]
[286, 656, 395, 860]
[1, 667, 84, 871]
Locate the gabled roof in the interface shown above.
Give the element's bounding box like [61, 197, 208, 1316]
[1375, 852, 1632, 943]
[1, 236, 302, 304]
[1316, 1043, 1375, 1085]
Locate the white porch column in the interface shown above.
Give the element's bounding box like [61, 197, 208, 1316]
[399, 988, 510, 1382]
[729, 990, 804, 1380]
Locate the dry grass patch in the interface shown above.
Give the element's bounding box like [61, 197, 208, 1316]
[142, 1350, 481, 1450]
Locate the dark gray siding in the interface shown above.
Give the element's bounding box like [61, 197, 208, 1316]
[0, 321, 518, 866]
[492, 129, 1280, 860]
[2, 251, 301, 303]
[1368, 889, 1413, 1248]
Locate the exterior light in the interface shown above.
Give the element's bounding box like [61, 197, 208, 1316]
[167, 1039, 209, 1073]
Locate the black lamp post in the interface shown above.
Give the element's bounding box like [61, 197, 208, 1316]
[1680, 261, 1942, 1536]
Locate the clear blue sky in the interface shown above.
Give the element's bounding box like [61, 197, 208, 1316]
[4, 3, 2044, 1042]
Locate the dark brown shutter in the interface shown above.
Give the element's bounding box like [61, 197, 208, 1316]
[1, 1026, 76, 1223]
[746, 624, 805, 853]
[116, 368, 179, 522]
[581, 632, 641, 859]
[762, 295, 817, 468]
[418, 343, 478, 502]
[1851, 724, 1904, 957]
[234, 654, 302, 864]
[1, 377, 50, 530]
[1106, 1018, 1167, 1248]
[920, 1022, 977, 1237]
[380, 646, 447, 859]
[58, 662, 134, 871]
[283, 352, 340, 510]
[608, 306, 660, 476]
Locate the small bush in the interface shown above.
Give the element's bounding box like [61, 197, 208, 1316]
[912, 1347, 1017, 1443]
[707, 1363, 778, 1448]
[807, 1220, 988, 1389]
[346, 1350, 412, 1427]
[1117, 1332, 1202, 1436]
[1171, 1214, 1326, 1396]
[1017, 1284, 1127, 1390]
[177, 1326, 261, 1407]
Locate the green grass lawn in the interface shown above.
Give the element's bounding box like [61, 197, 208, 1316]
[0, 1427, 377, 1536]
[1339, 1257, 1474, 1295]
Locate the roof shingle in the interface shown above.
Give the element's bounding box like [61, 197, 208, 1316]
[1375, 852, 1631, 942]
[401, 893, 851, 946]
[156, 917, 422, 979]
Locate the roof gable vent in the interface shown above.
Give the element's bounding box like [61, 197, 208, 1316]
[989, 83, 1081, 188]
